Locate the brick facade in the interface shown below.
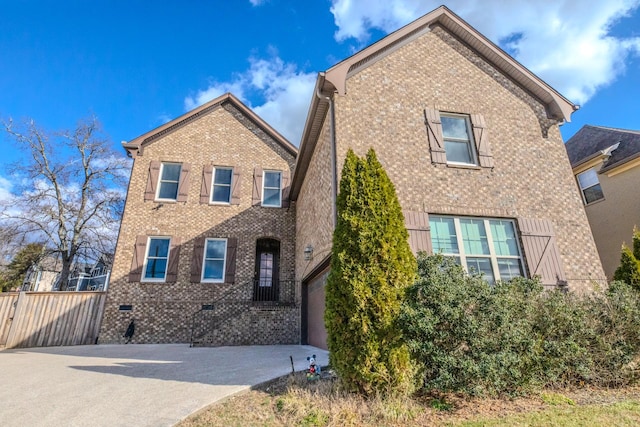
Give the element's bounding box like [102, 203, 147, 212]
[102, 7, 605, 346]
[295, 23, 604, 294]
[99, 99, 299, 344]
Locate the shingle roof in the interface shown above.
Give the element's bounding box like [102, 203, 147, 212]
[565, 125, 640, 171]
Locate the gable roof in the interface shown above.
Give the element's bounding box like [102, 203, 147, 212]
[122, 92, 297, 157]
[565, 125, 640, 172]
[290, 5, 577, 199]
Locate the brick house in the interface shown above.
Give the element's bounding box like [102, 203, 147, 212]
[565, 125, 640, 279]
[99, 94, 299, 345]
[101, 6, 604, 346]
[292, 6, 605, 348]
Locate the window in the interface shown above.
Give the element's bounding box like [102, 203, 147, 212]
[430, 216, 524, 283]
[262, 171, 282, 207]
[143, 237, 171, 281]
[577, 168, 604, 204]
[211, 167, 233, 204]
[157, 163, 182, 200]
[201, 238, 227, 282]
[441, 114, 476, 165]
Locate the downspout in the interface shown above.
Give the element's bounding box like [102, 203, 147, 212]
[316, 86, 338, 228]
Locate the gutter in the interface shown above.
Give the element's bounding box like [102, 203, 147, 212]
[316, 86, 338, 228]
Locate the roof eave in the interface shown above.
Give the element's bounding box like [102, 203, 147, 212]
[290, 74, 333, 200]
[324, 5, 576, 122]
[125, 93, 297, 157]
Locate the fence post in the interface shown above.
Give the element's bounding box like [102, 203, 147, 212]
[5, 291, 27, 349]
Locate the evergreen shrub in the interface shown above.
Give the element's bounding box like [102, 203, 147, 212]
[324, 148, 416, 396]
[401, 253, 640, 396]
[613, 227, 640, 291]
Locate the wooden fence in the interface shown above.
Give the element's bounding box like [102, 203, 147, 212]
[0, 291, 106, 349]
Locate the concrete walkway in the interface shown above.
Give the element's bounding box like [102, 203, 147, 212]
[0, 344, 328, 427]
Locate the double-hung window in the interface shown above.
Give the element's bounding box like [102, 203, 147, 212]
[576, 168, 604, 204]
[211, 167, 233, 204]
[157, 163, 182, 201]
[441, 114, 477, 165]
[201, 238, 227, 282]
[143, 237, 171, 281]
[430, 216, 524, 283]
[262, 171, 282, 207]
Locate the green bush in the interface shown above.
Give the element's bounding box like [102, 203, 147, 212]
[324, 148, 416, 396]
[584, 280, 640, 386]
[613, 228, 640, 291]
[401, 253, 640, 396]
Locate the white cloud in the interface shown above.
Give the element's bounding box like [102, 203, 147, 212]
[156, 113, 172, 125]
[184, 56, 316, 145]
[329, 0, 640, 105]
[0, 176, 12, 203]
[249, 0, 265, 5]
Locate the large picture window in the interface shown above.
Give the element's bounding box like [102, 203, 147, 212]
[202, 238, 227, 282]
[430, 216, 524, 283]
[211, 167, 233, 204]
[576, 168, 604, 204]
[143, 237, 171, 281]
[441, 114, 476, 165]
[157, 163, 182, 200]
[262, 170, 282, 207]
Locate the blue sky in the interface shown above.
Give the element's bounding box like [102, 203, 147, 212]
[1, 0, 639, 181]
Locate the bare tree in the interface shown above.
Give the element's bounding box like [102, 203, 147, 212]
[1, 117, 131, 290]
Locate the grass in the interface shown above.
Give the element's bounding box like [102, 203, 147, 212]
[178, 371, 640, 427]
[459, 401, 640, 427]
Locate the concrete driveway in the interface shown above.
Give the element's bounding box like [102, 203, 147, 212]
[0, 344, 328, 427]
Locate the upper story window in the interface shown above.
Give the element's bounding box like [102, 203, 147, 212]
[201, 238, 227, 282]
[211, 167, 233, 204]
[157, 163, 182, 201]
[425, 108, 494, 168]
[262, 170, 282, 207]
[441, 114, 477, 165]
[430, 215, 524, 283]
[143, 237, 171, 282]
[576, 168, 604, 205]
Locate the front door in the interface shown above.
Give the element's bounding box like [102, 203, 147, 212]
[254, 238, 280, 302]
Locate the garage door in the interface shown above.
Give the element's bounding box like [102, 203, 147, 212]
[306, 270, 329, 350]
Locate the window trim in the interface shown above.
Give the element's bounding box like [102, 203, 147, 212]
[155, 162, 182, 201]
[261, 170, 282, 208]
[142, 236, 171, 283]
[201, 238, 228, 283]
[210, 166, 234, 205]
[440, 113, 478, 166]
[576, 168, 605, 205]
[430, 215, 525, 282]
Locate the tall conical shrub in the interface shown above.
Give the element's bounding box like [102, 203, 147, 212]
[613, 227, 640, 291]
[324, 148, 417, 396]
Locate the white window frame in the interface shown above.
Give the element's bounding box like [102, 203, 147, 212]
[441, 113, 477, 166]
[201, 238, 228, 283]
[142, 237, 171, 282]
[156, 162, 182, 201]
[576, 168, 604, 205]
[210, 166, 233, 205]
[430, 216, 525, 282]
[261, 170, 282, 208]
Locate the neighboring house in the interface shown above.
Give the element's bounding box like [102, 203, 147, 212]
[66, 254, 113, 291]
[21, 255, 61, 292]
[101, 6, 604, 347]
[565, 125, 640, 279]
